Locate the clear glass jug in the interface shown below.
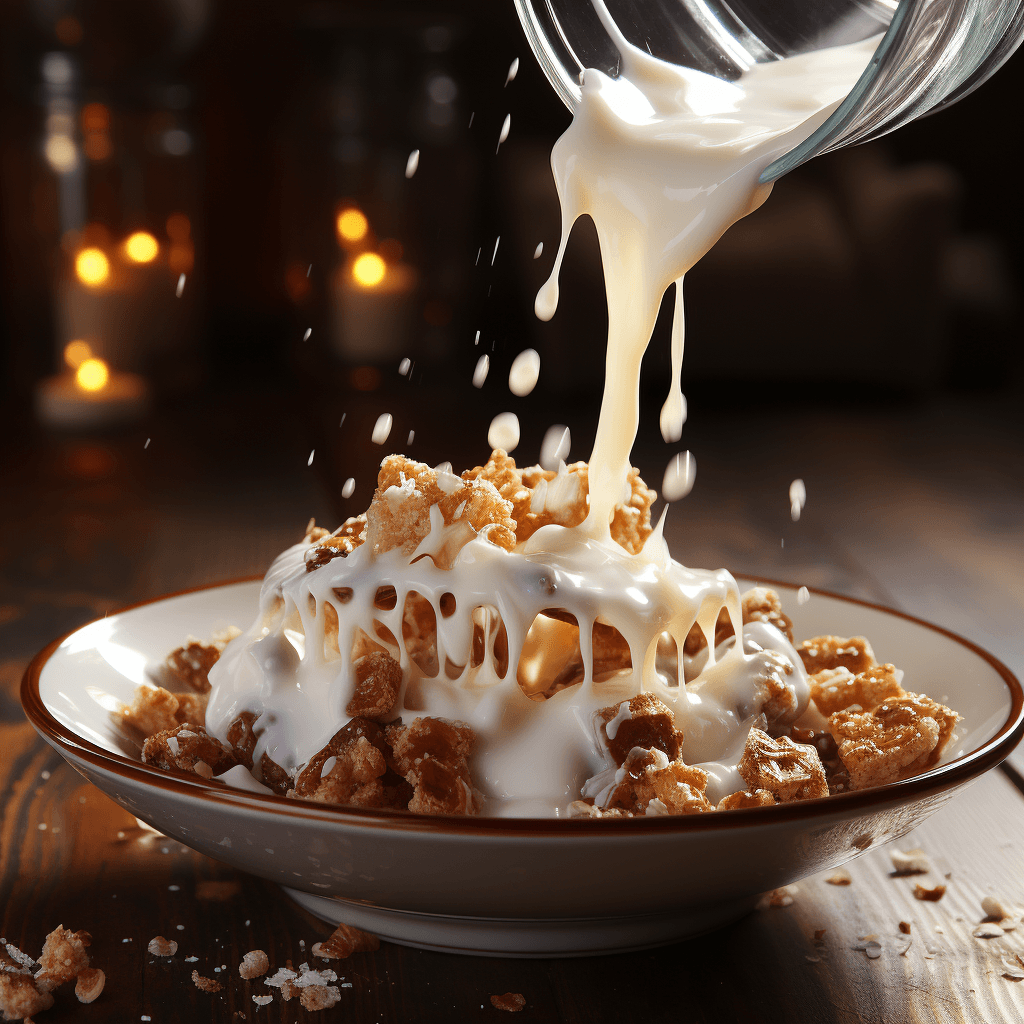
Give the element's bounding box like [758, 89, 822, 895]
[513, 0, 1024, 181]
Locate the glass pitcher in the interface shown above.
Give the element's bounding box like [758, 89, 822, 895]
[513, 0, 1024, 181]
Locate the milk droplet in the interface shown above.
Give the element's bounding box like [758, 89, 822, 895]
[472, 354, 490, 388]
[659, 392, 687, 443]
[342, 478, 355, 499]
[505, 57, 519, 86]
[405, 149, 420, 178]
[508, 349, 540, 397]
[488, 412, 520, 452]
[533, 242, 543, 259]
[790, 478, 806, 521]
[307, 450, 315, 467]
[496, 114, 511, 152]
[371, 413, 393, 445]
[491, 236, 501, 265]
[302, 328, 312, 341]
[407, 430, 415, 445]
[175, 273, 186, 297]
[663, 451, 696, 501]
[398, 357, 411, 376]
[797, 586, 810, 605]
[539, 425, 570, 470]
[474, 330, 481, 346]
[144, 438, 151, 449]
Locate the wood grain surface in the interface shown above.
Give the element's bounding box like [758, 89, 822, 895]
[2, 392, 1022, 1022]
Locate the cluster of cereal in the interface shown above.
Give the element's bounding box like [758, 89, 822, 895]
[1, 926, 103, 1021]
[303, 448, 658, 572]
[122, 632, 482, 815]
[571, 593, 961, 817]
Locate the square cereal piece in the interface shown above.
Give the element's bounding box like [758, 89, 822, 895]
[305, 515, 366, 572]
[605, 747, 711, 816]
[346, 651, 402, 720]
[165, 641, 221, 694]
[797, 636, 875, 675]
[812, 664, 905, 716]
[385, 717, 480, 815]
[741, 587, 794, 643]
[290, 718, 389, 807]
[594, 694, 683, 766]
[738, 728, 828, 802]
[141, 723, 237, 777]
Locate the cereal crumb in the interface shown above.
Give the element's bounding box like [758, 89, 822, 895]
[890, 848, 931, 874]
[239, 950, 269, 980]
[147, 936, 178, 956]
[899, 921, 911, 934]
[973, 923, 1005, 938]
[75, 967, 105, 1003]
[914, 883, 947, 902]
[36, 925, 92, 992]
[765, 887, 795, 908]
[253, 993, 274, 1006]
[982, 895, 1011, 920]
[192, 969, 223, 992]
[490, 992, 526, 1012]
[825, 869, 851, 886]
[311, 923, 380, 959]
[299, 985, 341, 1011]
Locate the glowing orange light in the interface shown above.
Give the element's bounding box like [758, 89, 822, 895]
[76, 357, 109, 392]
[64, 340, 92, 369]
[352, 252, 386, 287]
[75, 247, 109, 286]
[124, 231, 159, 263]
[337, 208, 368, 243]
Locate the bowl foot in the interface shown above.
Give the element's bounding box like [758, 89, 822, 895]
[282, 887, 758, 958]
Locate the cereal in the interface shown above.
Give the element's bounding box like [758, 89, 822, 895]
[0, 973, 54, 1020]
[738, 728, 828, 802]
[825, 869, 852, 885]
[797, 635, 876, 675]
[830, 694, 959, 790]
[914, 884, 947, 902]
[566, 800, 627, 818]
[74, 967, 105, 1003]
[36, 926, 91, 991]
[490, 992, 527, 1012]
[811, 664, 905, 716]
[290, 718, 390, 808]
[740, 587, 794, 642]
[717, 789, 775, 810]
[141, 723, 237, 777]
[346, 652, 402, 720]
[890, 848, 931, 874]
[257, 753, 292, 795]
[118, 683, 206, 737]
[386, 717, 481, 815]
[594, 694, 683, 766]
[300, 985, 341, 1010]
[165, 641, 221, 694]
[147, 936, 178, 956]
[192, 969, 223, 992]
[238, 950, 269, 980]
[605, 747, 711, 815]
[311, 923, 380, 959]
[305, 515, 366, 571]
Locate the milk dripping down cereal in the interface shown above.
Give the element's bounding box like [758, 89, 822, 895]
[123, 24, 962, 818]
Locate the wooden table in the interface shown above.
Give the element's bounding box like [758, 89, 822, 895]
[2, 390, 1023, 1023]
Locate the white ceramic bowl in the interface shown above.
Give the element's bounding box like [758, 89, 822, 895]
[22, 577, 1023, 957]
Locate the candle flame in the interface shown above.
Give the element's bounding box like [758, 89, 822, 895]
[337, 208, 368, 243]
[76, 357, 109, 392]
[352, 252, 386, 287]
[64, 339, 92, 369]
[76, 248, 109, 286]
[124, 231, 158, 263]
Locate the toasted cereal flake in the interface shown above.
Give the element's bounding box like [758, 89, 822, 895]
[0, 973, 54, 1020]
[311, 922, 380, 960]
[490, 992, 527, 1012]
[973, 923, 1005, 938]
[36, 925, 91, 992]
[982, 895, 1011, 920]
[75, 967, 105, 1003]
[239, 950, 269, 979]
[300, 984, 342, 1011]
[766, 887, 795, 908]
[738, 728, 827, 802]
[147, 936, 178, 956]
[825, 869, 852, 886]
[890, 848, 931, 874]
[899, 921, 912, 934]
[192, 969, 222, 992]
[914, 883, 947, 902]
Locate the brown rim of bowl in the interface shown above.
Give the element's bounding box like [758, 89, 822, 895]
[21, 574, 1024, 837]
